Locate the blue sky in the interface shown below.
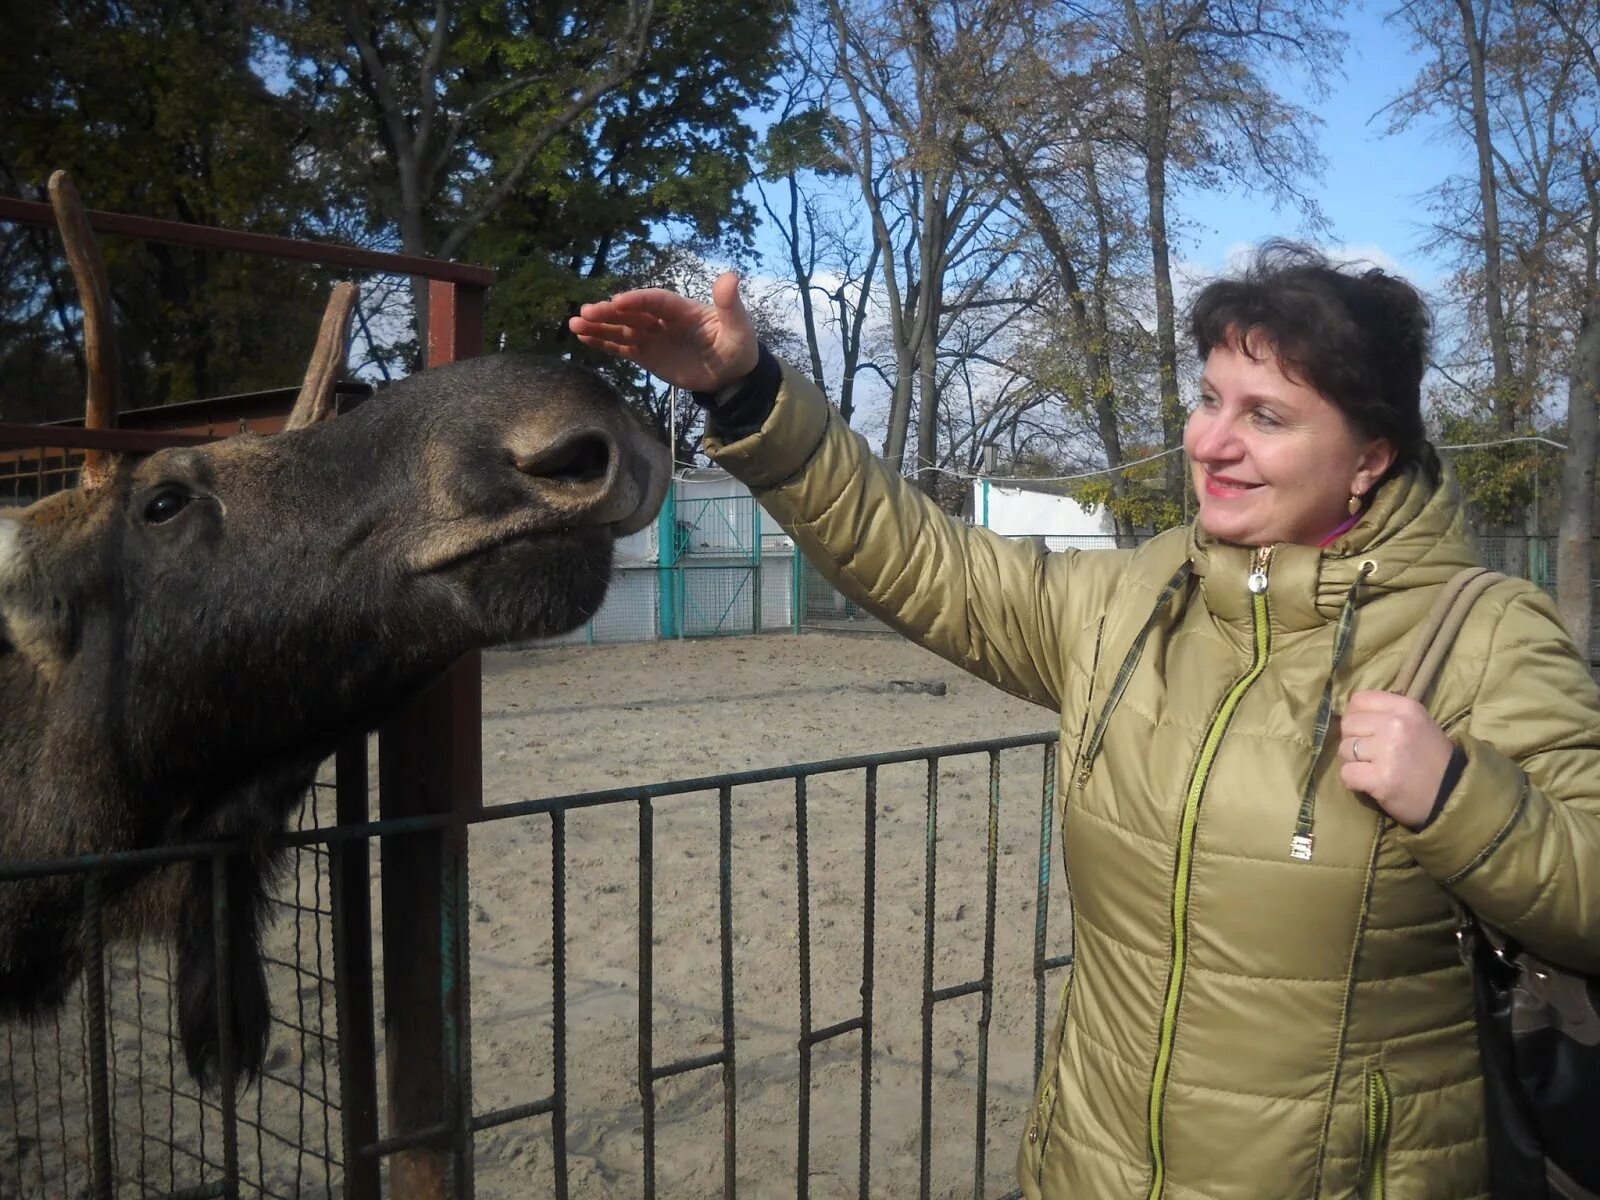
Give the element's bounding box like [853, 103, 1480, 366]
[1177, 0, 1470, 291]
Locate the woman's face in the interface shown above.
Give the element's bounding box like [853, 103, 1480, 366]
[1185, 335, 1395, 548]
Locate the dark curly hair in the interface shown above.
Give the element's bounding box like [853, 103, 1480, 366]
[1187, 241, 1432, 472]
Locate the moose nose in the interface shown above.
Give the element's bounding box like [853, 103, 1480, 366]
[512, 425, 660, 531]
[515, 429, 614, 488]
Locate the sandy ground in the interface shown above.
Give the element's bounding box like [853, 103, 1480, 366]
[4, 631, 1073, 1200]
[463, 633, 1067, 1200]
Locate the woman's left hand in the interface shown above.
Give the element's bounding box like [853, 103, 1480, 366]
[1337, 691, 1455, 829]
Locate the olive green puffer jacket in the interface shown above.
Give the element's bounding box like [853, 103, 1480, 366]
[705, 364, 1600, 1200]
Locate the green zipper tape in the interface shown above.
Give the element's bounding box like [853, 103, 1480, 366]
[1145, 558, 1272, 1200]
[1364, 1067, 1391, 1199]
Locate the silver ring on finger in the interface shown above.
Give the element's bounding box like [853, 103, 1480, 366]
[1352, 738, 1364, 762]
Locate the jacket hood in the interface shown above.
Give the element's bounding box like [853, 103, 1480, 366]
[1188, 447, 1481, 632]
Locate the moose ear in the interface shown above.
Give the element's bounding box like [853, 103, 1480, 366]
[284, 282, 358, 432]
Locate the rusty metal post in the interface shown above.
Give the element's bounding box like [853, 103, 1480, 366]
[80, 877, 113, 1200]
[378, 281, 485, 1199]
[332, 737, 380, 1200]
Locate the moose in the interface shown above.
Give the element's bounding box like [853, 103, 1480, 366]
[0, 175, 669, 1087]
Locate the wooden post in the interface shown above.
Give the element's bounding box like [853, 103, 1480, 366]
[379, 280, 486, 1198]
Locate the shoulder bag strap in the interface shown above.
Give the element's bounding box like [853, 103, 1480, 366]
[1390, 567, 1508, 705]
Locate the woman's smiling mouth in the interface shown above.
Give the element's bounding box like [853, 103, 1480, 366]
[1204, 472, 1264, 498]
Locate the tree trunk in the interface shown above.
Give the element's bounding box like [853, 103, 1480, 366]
[1557, 297, 1600, 662]
[785, 173, 829, 397]
[834, 240, 878, 425]
[1455, 0, 1528, 579]
[1145, 136, 1186, 509]
[915, 343, 939, 495]
[882, 358, 915, 470]
[1455, 0, 1516, 399]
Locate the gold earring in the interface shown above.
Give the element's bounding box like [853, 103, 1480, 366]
[1347, 492, 1363, 516]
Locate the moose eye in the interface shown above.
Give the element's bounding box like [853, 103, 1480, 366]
[142, 488, 192, 525]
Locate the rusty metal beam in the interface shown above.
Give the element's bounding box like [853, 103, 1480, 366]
[0, 196, 495, 286]
[0, 421, 216, 451]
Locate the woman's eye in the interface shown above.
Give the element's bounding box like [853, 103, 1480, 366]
[143, 488, 192, 524]
[1251, 409, 1282, 429]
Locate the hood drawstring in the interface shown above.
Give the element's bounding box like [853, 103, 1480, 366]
[1289, 560, 1376, 861]
[1075, 560, 1194, 789]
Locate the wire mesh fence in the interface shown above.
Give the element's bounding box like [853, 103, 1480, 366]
[2, 733, 1069, 1199]
[2, 780, 346, 1200]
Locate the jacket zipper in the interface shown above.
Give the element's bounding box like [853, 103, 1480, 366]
[1069, 619, 1107, 787]
[1145, 545, 1274, 1200]
[1361, 1066, 1391, 1199]
[1074, 563, 1193, 790]
[1028, 973, 1074, 1179]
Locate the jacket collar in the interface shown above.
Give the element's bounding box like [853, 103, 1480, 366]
[1186, 451, 1480, 633]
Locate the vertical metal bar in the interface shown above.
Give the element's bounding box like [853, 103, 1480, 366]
[5, 1025, 25, 1197]
[446, 829, 475, 1200]
[791, 546, 803, 635]
[48, 1006, 69, 1186]
[1033, 745, 1057, 1079]
[657, 486, 678, 640]
[638, 798, 656, 1199]
[163, 943, 179, 1193]
[974, 751, 1002, 1198]
[858, 766, 878, 1200]
[104, 952, 120, 1188]
[380, 278, 484, 1200]
[795, 776, 813, 1200]
[718, 785, 737, 1198]
[551, 809, 569, 1200]
[332, 738, 381, 1200]
[81, 875, 113, 1200]
[131, 942, 148, 1188]
[78, 967, 91, 1181]
[919, 758, 938, 1200]
[213, 854, 240, 1198]
[750, 502, 762, 633]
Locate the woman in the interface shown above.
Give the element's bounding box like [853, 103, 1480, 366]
[570, 245, 1600, 1199]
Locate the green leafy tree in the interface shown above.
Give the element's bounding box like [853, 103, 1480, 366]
[469, 0, 783, 357]
[0, 0, 342, 417]
[263, 0, 784, 348]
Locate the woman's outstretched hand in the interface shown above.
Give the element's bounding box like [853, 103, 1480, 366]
[568, 270, 759, 394]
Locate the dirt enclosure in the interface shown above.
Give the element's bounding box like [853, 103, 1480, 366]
[466, 632, 1068, 1200]
[4, 631, 1071, 1200]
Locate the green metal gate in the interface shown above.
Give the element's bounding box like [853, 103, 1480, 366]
[658, 491, 768, 638]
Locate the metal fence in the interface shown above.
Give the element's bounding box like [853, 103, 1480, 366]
[3, 779, 346, 1200]
[2, 733, 1068, 1199]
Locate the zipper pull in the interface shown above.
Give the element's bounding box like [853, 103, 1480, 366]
[1247, 545, 1274, 594]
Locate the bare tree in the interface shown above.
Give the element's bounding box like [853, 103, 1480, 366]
[1391, 0, 1599, 597]
[753, 2, 884, 425]
[1093, 0, 1342, 506]
[823, 0, 1027, 490]
[270, 0, 656, 340]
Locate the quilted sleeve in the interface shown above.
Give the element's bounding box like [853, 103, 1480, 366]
[702, 361, 1123, 711]
[1396, 584, 1600, 972]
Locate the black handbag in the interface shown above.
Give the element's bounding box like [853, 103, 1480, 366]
[1400, 567, 1600, 1199]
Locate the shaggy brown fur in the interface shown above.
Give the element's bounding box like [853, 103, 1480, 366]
[0, 353, 667, 1087]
